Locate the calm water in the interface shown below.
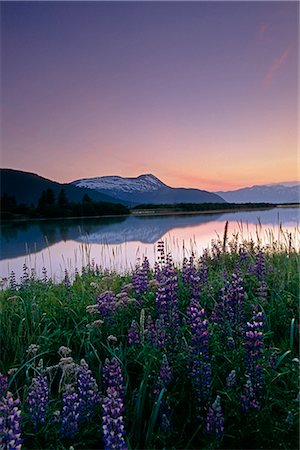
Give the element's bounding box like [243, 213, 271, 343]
[0, 207, 299, 282]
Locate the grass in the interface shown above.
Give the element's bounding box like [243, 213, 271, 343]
[0, 231, 299, 450]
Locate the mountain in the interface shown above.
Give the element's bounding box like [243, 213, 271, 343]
[0, 169, 128, 206]
[72, 174, 226, 205]
[216, 183, 300, 204]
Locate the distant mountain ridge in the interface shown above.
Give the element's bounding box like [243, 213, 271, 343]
[72, 173, 226, 205]
[0, 169, 128, 206]
[216, 183, 300, 204]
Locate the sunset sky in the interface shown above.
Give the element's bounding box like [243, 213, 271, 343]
[1, 1, 299, 191]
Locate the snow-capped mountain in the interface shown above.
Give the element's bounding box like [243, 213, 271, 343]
[216, 183, 300, 204]
[72, 174, 226, 205]
[73, 174, 167, 194]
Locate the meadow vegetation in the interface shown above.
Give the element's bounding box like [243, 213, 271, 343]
[0, 230, 299, 449]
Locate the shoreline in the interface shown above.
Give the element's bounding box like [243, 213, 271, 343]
[1, 204, 299, 223]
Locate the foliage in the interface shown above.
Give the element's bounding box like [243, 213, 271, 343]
[0, 235, 299, 449]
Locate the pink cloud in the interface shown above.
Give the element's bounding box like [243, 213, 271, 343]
[263, 45, 292, 86]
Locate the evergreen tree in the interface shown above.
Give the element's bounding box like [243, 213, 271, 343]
[58, 189, 69, 207]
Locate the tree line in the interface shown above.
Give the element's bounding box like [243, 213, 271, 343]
[1, 189, 130, 219]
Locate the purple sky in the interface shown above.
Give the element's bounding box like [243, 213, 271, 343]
[1, 1, 298, 190]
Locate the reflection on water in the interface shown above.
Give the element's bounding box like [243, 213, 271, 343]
[0, 207, 299, 281]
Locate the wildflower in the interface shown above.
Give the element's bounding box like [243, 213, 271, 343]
[0, 373, 8, 399]
[128, 320, 140, 345]
[102, 387, 126, 450]
[26, 344, 40, 356]
[285, 411, 294, 426]
[102, 358, 125, 400]
[241, 377, 259, 413]
[102, 358, 126, 449]
[244, 310, 265, 400]
[77, 359, 100, 422]
[27, 375, 49, 430]
[0, 391, 23, 450]
[9, 271, 17, 290]
[91, 319, 104, 328]
[187, 302, 212, 406]
[144, 315, 156, 345]
[153, 354, 173, 397]
[60, 385, 80, 439]
[226, 370, 237, 387]
[107, 335, 118, 343]
[86, 304, 98, 315]
[205, 395, 224, 437]
[97, 291, 117, 318]
[64, 269, 71, 288]
[58, 346, 72, 357]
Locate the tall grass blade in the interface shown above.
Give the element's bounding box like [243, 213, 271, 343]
[289, 318, 295, 349]
[275, 350, 291, 368]
[145, 387, 165, 448]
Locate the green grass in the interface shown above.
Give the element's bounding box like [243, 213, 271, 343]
[0, 235, 299, 450]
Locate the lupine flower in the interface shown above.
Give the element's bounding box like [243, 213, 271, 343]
[241, 377, 259, 412]
[267, 350, 279, 370]
[285, 411, 294, 426]
[102, 387, 126, 450]
[144, 315, 156, 345]
[226, 369, 237, 387]
[27, 375, 49, 430]
[60, 385, 80, 439]
[41, 267, 48, 283]
[22, 263, 29, 285]
[0, 373, 8, 399]
[153, 354, 173, 397]
[155, 318, 166, 348]
[102, 358, 125, 401]
[64, 269, 71, 288]
[0, 391, 23, 450]
[77, 359, 100, 422]
[127, 320, 140, 345]
[132, 257, 149, 295]
[187, 302, 212, 406]
[97, 291, 117, 319]
[244, 310, 265, 400]
[9, 271, 17, 290]
[205, 395, 224, 437]
[102, 358, 126, 449]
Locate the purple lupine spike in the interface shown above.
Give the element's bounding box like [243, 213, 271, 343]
[128, 320, 140, 345]
[144, 315, 156, 345]
[226, 369, 237, 387]
[27, 375, 49, 430]
[64, 269, 71, 288]
[22, 263, 29, 285]
[9, 271, 17, 291]
[0, 391, 23, 450]
[0, 373, 8, 399]
[41, 267, 48, 284]
[142, 256, 150, 275]
[97, 290, 117, 319]
[102, 358, 125, 401]
[267, 350, 279, 370]
[77, 359, 100, 422]
[205, 395, 224, 437]
[153, 354, 173, 397]
[155, 318, 166, 348]
[244, 310, 265, 401]
[187, 302, 212, 406]
[132, 264, 148, 296]
[102, 387, 126, 450]
[60, 385, 80, 439]
[241, 377, 259, 412]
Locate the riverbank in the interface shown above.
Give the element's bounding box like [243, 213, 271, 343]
[2, 203, 299, 222]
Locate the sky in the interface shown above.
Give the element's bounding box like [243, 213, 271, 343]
[1, 1, 299, 191]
